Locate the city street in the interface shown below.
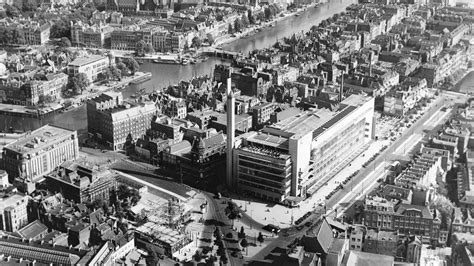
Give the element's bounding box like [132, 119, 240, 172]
[220, 90, 467, 262]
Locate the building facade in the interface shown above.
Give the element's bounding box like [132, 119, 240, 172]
[2, 125, 79, 182]
[0, 193, 28, 232]
[235, 95, 374, 204]
[87, 93, 157, 150]
[67, 55, 109, 83]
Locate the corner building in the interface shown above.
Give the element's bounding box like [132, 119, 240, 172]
[235, 95, 374, 203]
[2, 125, 79, 182]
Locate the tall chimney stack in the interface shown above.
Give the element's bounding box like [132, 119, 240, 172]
[369, 51, 373, 78]
[339, 69, 344, 102]
[226, 70, 235, 188]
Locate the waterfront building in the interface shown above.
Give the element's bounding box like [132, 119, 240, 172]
[71, 21, 114, 48]
[67, 55, 109, 83]
[0, 192, 28, 232]
[44, 161, 118, 204]
[111, 25, 156, 51]
[234, 94, 374, 203]
[2, 125, 79, 182]
[0, 72, 68, 106]
[87, 93, 157, 150]
[0, 18, 50, 45]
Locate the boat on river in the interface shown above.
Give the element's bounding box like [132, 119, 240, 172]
[153, 58, 180, 64]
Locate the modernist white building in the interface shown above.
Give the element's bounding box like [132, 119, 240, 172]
[235, 94, 375, 203]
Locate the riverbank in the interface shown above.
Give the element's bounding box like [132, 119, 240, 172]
[213, 3, 321, 49]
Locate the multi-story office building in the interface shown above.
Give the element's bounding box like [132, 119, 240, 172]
[70, 21, 114, 48]
[2, 125, 79, 182]
[87, 92, 157, 150]
[0, 192, 28, 232]
[67, 55, 109, 83]
[235, 94, 374, 203]
[45, 161, 118, 203]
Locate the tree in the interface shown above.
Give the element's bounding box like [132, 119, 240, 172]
[193, 250, 203, 262]
[257, 232, 264, 245]
[234, 18, 242, 33]
[238, 226, 245, 239]
[89, 226, 103, 247]
[110, 65, 121, 81]
[240, 238, 248, 249]
[144, 42, 155, 54]
[51, 19, 71, 39]
[145, 246, 159, 266]
[221, 253, 228, 265]
[228, 24, 233, 34]
[124, 58, 139, 75]
[264, 7, 272, 20]
[207, 33, 215, 45]
[68, 73, 90, 95]
[430, 195, 454, 229]
[59, 37, 72, 47]
[192, 36, 202, 48]
[247, 10, 255, 24]
[38, 94, 54, 105]
[116, 61, 129, 76]
[135, 40, 146, 56]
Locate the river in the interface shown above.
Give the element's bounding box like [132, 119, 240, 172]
[2, 0, 355, 138]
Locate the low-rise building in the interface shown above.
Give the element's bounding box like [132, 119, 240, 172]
[68, 55, 109, 83]
[135, 221, 191, 257]
[383, 78, 427, 116]
[45, 161, 118, 204]
[363, 229, 398, 257]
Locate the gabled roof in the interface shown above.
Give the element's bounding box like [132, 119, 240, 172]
[303, 218, 334, 254]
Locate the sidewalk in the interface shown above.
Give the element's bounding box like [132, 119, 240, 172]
[232, 139, 389, 229]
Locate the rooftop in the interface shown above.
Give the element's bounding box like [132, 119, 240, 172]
[0, 193, 27, 211]
[16, 221, 48, 240]
[4, 125, 75, 154]
[68, 55, 107, 67]
[135, 222, 187, 245]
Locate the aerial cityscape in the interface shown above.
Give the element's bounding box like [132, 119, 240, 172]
[0, 0, 474, 265]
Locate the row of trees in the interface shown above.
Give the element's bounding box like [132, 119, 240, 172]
[135, 40, 155, 57]
[0, 28, 26, 45]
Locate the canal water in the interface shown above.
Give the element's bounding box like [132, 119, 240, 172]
[3, 0, 355, 135]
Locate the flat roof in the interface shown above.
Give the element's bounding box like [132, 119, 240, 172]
[4, 125, 75, 154]
[0, 193, 26, 210]
[68, 55, 107, 67]
[136, 222, 186, 245]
